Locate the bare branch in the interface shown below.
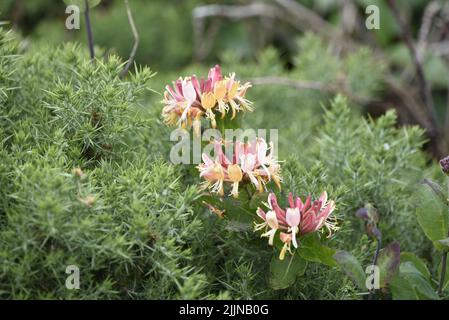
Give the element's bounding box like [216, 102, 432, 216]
[250, 76, 329, 91]
[193, 3, 284, 62]
[192, 3, 283, 20]
[249, 76, 369, 104]
[274, 0, 332, 33]
[417, 1, 440, 62]
[84, 0, 95, 61]
[445, 74, 449, 142]
[387, 0, 438, 133]
[384, 76, 433, 130]
[428, 41, 449, 57]
[120, 0, 139, 78]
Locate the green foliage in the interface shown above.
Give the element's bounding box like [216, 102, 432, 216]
[415, 182, 449, 251]
[296, 234, 337, 267]
[390, 261, 439, 300]
[400, 252, 431, 281]
[284, 95, 428, 252]
[334, 250, 366, 290]
[269, 254, 307, 290]
[0, 29, 212, 299]
[0, 28, 17, 105]
[0, 20, 444, 299]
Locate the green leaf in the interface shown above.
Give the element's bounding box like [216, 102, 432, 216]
[297, 233, 337, 267]
[376, 242, 400, 288]
[415, 185, 449, 251]
[438, 238, 449, 247]
[390, 262, 439, 300]
[422, 179, 448, 207]
[400, 252, 431, 281]
[249, 191, 269, 210]
[269, 253, 307, 290]
[63, 0, 102, 12]
[333, 250, 366, 289]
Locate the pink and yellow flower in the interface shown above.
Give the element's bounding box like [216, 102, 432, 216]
[197, 138, 281, 197]
[162, 65, 253, 131]
[255, 192, 338, 260]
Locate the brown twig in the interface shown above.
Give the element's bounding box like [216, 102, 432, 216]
[192, 3, 283, 20]
[84, 0, 95, 61]
[417, 1, 440, 63]
[250, 76, 328, 91]
[368, 237, 382, 300]
[120, 0, 139, 78]
[273, 0, 332, 33]
[387, 0, 438, 132]
[446, 69, 449, 142]
[383, 76, 433, 130]
[192, 3, 284, 62]
[428, 41, 449, 56]
[249, 76, 369, 104]
[193, 18, 222, 62]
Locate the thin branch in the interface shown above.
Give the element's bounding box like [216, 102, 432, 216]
[368, 237, 382, 300]
[438, 177, 449, 295]
[384, 76, 433, 130]
[250, 76, 328, 91]
[274, 0, 332, 33]
[428, 41, 449, 57]
[417, 1, 440, 62]
[249, 76, 369, 103]
[84, 0, 95, 61]
[192, 3, 283, 62]
[387, 0, 438, 132]
[446, 68, 449, 156]
[439, 252, 448, 295]
[191, 1, 354, 62]
[120, 0, 139, 79]
[193, 18, 222, 62]
[192, 3, 283, 20]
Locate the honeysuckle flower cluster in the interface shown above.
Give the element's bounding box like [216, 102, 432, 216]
[163, 65, 339, 261]
[162, 65, 253, 132]
[197, 138, 281, 197]
[255, 192, 338, 260]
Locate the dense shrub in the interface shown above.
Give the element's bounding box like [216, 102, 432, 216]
[0, 23, 445, 299]
[0, 28, 211, 299]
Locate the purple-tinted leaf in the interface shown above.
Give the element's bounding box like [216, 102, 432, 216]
[377, 242, 400, 287]
[355, 207, 369, 220]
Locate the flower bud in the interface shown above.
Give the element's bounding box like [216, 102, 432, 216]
[79, 195, 96, 207]
[201, 92, 216, 110]
[73, 168, 84, 179]
[355, 207, 369, 221]
[227, 164, 243, 182]
[439, 156, 449, 176]
[213, 80, 227, 101]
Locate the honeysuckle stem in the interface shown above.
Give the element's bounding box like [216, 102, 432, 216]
[245, 184, 252, 200]
[84, 0, 95, 61]
[120, 0, 139, 78]
[438, 176, 449, 295]
[439, 252, 447, 295]
[368, 237, 382, 300]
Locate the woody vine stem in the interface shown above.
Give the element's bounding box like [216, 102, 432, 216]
[84, 0, 95, 61]
[438, 176, 449, 295]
